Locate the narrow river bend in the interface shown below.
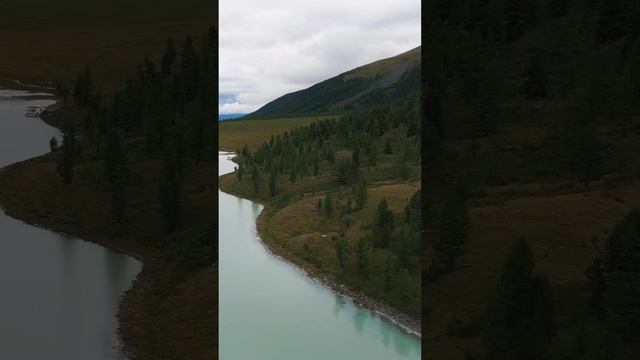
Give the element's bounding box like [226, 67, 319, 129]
[0, 88, 142, 360]
[219, 152, 421, 360]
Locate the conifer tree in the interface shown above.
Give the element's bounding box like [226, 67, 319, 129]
[485, 238, 538, 357]
[433, 193, 470, 272]
[396, 268, 411, 305]
[73, 67, 96, 109]
[374, 199, 394, 248]
[585, 256, 606, 317]
[160, 150, 181, 233]
[324, 192, 334, 217]
[161, 37, 178, 77]
[269, 173, 277, 196]
[392, 225, 418, 270]
[55, 80, 70, 107]
[334, 236, 348, 269]
[383, 255, 396, 291]
[355, 237, 369, 277]
[354, 182, 368, 210]
[180, 35, 201, 102]
[110, 164, 127, 224]
[384, 139, 393, 154]
[404, 190, 421, 228]
[105, 126, 126, 183]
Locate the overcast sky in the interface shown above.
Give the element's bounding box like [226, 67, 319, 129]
[219, 0, 421, 114]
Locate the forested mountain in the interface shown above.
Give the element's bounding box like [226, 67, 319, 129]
[245, 47, 420, 119]
[424, 1, 640, 359]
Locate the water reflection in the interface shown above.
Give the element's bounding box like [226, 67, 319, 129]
[333, 294, 346, 317]
[381, 320, 391, 347]
[353, 306, 367, 335]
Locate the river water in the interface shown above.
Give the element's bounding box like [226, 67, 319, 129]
[0, 88, 142, 360]
[219, 152, 421, 360]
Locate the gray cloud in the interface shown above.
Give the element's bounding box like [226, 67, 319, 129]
[219, 0, 421, 114]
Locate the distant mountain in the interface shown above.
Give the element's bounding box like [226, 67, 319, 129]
[218, 113, 247, 121]
[245, 46, 420, 119]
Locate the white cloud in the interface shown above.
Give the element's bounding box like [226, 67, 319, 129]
[219, 0, 421, 114]
[219, 102, 260, 114]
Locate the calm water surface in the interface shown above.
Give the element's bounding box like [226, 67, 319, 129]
[219, 152, 421, 360]
[0, 88, 142, 360]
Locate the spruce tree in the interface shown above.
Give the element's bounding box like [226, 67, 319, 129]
[585, 256, 606, 317]
[110, 164, 127, 224]
[180, 35, 201, 102]
[395, 268, 411, 305]
[73, 67, 95, 109]
[392, 225, 418, 271]
[355, 237, 369, 277]
[269, 173, 277, 196]
[433, 193, 470, 272]
[160, 150, 181, 233]
[354, 182, 368, 210]
[334, 236, 348, 269]
[373, 199, 394, 248]
[324, 192, 334, 217]
[105, 126, 126, 183]
[383, 255, 396, 291]
[161, 37, 178, 77]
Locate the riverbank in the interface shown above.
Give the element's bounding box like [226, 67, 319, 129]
[0, 96, 217, 359]
[219, 154, 421, 337]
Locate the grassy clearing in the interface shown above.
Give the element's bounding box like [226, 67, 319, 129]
[219, 116, 323, 151]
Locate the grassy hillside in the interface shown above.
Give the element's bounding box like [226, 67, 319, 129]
[219, 116, 322, 151]
[424, 1, 640, 359]
[0, 0, 214, 87]
[245, 47, 420, 119]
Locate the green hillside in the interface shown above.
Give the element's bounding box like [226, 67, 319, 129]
[245, 47, 420, 119]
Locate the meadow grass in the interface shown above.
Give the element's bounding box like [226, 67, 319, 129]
[219, 116, 324, 151]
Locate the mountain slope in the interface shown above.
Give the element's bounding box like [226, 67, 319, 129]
[245, 46, 420, 119]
